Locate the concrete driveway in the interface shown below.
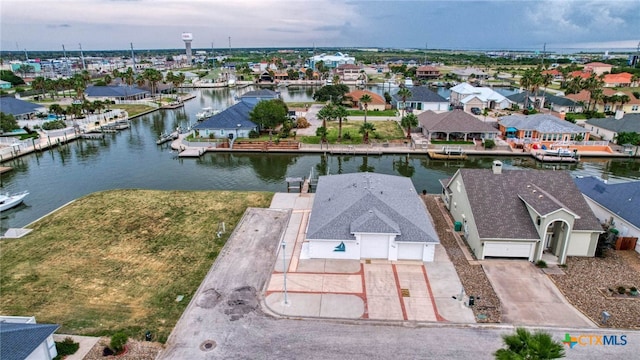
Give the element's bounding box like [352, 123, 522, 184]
[483, 261, 595, 327]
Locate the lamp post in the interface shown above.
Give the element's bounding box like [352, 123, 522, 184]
[282, 241, 289, 305]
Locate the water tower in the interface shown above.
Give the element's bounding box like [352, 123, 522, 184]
[182, 32, 193, 64]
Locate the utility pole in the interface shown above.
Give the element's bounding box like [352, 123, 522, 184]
[541, 43, 546, 67]
[62, 44, 68, 76]
[228, 36, 231, 51]
[79, 43, 86, 70]
[424, 42, 428, 65]
[130, 43, 136, 73]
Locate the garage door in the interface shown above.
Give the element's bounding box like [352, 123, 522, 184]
[360, 236, 389, 259]
[483, 242, 533, 259]
[397, 243, 423, 260]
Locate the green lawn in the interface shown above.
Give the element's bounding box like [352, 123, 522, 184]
[431, 140, 475, 145]
[114, 104, 156, 117]
[300, 120, 405, 144]
[347, 109, 397, 117]
[0, 190, 273, 343]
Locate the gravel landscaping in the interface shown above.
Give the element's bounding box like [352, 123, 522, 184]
[84, 337, 163, 360]
[423, 195, 502, 323]
[550, 249, 640, 329]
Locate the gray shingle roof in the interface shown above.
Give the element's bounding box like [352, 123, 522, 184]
[453, 169, 601, 240]
[307, 173, 439, 243]
[575, 176, 640, 229]
[418, 110, 500, 133]
[392, 86, 446, 103]
[193, 100, 257, 130]
[585, 114, 640, 133]
[499, 114, 585, 133]
[85, 85, 149, 98]
[506, 91, 578, 107]
[0, 97, 43, 116]
[0, 322, 59, 360]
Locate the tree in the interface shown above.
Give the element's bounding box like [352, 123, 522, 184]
[103, 74, 112, 85]
[316, 126, 328, 144]
[143, 68, 163, 97]
[565, 76, 583, 95]
[359, 94, 372, 124]
[316, 103, 335, 128]
[397, 87, 412, 118]
[334, 105, 349, 142]
[618, 94, 630, 112]
[49, 104, 64, 119]
[0, 112, 19, 132]
[31, 76, 46, 98]
[359, 122, 376, 144]
[313, 84, 350, 103]
[305, 68, 314, 80]
[615, 132, 640, 146]
[249, 99, 288, 131]
[494, 327, 565, 360]
[123, 67, 135, 86]
[401, 113, 418, 139]
[17, 64, 34, 78]
[0, 70, 25, 86]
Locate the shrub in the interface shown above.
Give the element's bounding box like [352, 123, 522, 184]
[110, 332, 128, 354]
[54, 337, 79, 360]
[248, 130, 259, 138]
[535, 260, 547, 268]
[483, 139, 496, 149]
[631, 287, 638, 292]
[617, 286, 626, 294]
[41, 120, 66, 130]
[296, 117, 310, 129]
[343, 131, 352, 140]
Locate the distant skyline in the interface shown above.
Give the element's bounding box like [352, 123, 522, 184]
[1, 0, 639, 53]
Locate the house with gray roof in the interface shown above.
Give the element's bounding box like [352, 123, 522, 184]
[0, 96, 45, 120]
[575, 176, 640, 253]
[85, 85, 149, 100]
[0, 318, 59, 360]
[192, 100, 258, 139]
[418, 109, 500, 141]
[306, 173, 440, 261]
[449, 83, 512, 111]
[391, 86, 448, 113]
[506, 91, 584, 113]
[498, 114, 590, 143]
[584, 113, 640, 142]
[441, 161, 602, 264]
[237, 89, 280, 105]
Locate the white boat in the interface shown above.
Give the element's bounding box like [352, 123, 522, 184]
[196, 107, 219, 121]
[404, 78, 414, 87]
[0, 191, 29, 212]
[544, 148, 574, 157]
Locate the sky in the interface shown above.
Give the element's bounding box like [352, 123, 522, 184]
[1, 0, 639, 53]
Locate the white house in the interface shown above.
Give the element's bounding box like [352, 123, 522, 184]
[305, 173, 440, 261]
[391, 86, 449, 113]
[307, 52, 356, 69]
[449, 83, 512, 111]
[0, 316, 59, 360]
[575, 177, 640, 253]
[441, 161, 602, 264]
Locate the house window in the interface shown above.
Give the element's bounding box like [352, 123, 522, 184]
[524, 130, 532, 138]
[604, 105, 611, 112]
[632, 105, 639, 111]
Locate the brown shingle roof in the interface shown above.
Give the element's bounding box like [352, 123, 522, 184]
[418, 110, 499, 133]
[456, 169, 602, 240]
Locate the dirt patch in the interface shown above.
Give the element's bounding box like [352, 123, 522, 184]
[224, 286, 260, 321]
[83, 337, 163, 360]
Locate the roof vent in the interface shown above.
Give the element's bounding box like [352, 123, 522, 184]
[532, 189, 537, 193]
[538, 194, 543, 199]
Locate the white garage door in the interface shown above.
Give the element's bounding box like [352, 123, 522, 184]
[397, 243, 424, 260]
[483, 242, 533, 259]
[360, 236, 389, 259]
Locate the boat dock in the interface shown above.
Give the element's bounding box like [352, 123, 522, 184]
[533, 152, 579, 163]
[178, 148, 206, 157]
[0, 166, 12, 174]
[427, 151, 468, 160]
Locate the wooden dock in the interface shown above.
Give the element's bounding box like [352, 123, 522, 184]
[427, 151, 468, 160]
[0, 166, 12, 174]
[178, 148, 205, 157]
[533, 152, 578, 163]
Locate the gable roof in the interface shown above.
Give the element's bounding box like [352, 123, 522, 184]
[392, 86, 447, 103]
[506, 91, 579, 107]
[0, 322, 60, 360]
[575, 176, 640, 229]
[499, 114, 586, 133]
[85, 85, 149, 98]
[451, 169, 601, 240]
[585, 114, 640, 133]
[417, 65, 439, 72]
[603, 72, 633, 84]
[450, 83, 509, 104]
[239, 89, 280, 99]
[418, 110, 500, 133]
[0, 97, 44, 116]
[345, 90, 385, 105]
[193, 100, 257, 130]
[307, 173, 439, 243]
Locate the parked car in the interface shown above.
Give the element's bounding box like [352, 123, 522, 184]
[471, 107, 482, 115]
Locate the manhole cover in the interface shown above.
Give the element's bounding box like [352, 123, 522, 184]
[200, 340, 217, 352]
[401, 288, 410, 297]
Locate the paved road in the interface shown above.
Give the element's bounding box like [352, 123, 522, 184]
[159, 207, 640, 359]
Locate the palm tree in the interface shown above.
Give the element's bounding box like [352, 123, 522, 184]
[17, 64, 34, 78]
[124, 67, 135, 86]
[48, 103, 64, 119]
[618, 94, 630, 112]
[31, 76, 46, 98]
[359, 122, 376, 144]
[143, 68, 163, 98]
[334, 105, 349, 142]
[112, 69, 122, 84]
[315, 126, 328, 145]
[494, 327, 565, 360]
[317, 103, 335, 129]
[401, 113, 418, 139]
[584, 73, 604, 112]
[103, 74, 112, 85]
[397, 87, 412, 118]
[80, 69, 91, 86]
[359, 94, 372, 124]
[165, 71, 175, 94]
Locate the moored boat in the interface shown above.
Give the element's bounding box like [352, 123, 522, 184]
[0, 191, 29, 212]
[196, 107, 219, 121]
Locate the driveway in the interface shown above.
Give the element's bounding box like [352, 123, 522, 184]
[483, 261, 595, 327]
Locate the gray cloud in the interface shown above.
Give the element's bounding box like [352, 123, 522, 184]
[46, 24, 71, 28]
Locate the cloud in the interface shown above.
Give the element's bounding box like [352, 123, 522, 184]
[46, 24, 71, 28]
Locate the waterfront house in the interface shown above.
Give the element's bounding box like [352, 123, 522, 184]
[583, 62, 613, 76]
[584, 113, 640, 142]
[449, 83, 512, 111]
[192, 100, 258, 139]
[566, 89, 640, 114]
[84, 85, 149, 101]
[0, 316, 60, 360]
[603, 72, 636, 88]
[498, 113, 589, 144]
[305, 173, 440, 261]
[418, 109, 500, 141]
[391, 86, 448, 113]
[345, 90, 387, 111]
[451, 67, 489, 81]
[336, 64, 363, 82]
[416, 65, 441, 80]
[307, 52, 355, 70]
[506, 91, 584, 113]
[575, 176, 640, 253]
[0, 96, 45, 120]
[440, 161, 602, 264]
[237, 89, 280, 105]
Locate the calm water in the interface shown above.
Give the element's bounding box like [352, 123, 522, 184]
[1, 87, 638, 231]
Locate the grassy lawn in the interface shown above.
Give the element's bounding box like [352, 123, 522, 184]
[0, 190, 273, 342]
[114, 104, 156, 117]
[347, 109, 397, 117]
[286, 102, 321, 108]
[431, 140, 474, 145]
[300, 120, 405, 144]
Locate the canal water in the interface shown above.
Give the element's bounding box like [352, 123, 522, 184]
[1, 87, 639, 232]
